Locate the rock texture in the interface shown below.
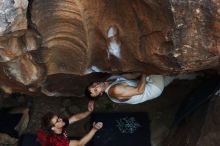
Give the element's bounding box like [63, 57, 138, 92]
[162, 93, 220, 146]
[170, 0, 220, 71]
[0, 0, 219, 96]
[0, 0, 28, 37]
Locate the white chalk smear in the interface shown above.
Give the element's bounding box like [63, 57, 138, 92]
[108, 40, 121, 59]
[85, 65, 103, 74]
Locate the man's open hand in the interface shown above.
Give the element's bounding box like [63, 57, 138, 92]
[88, 100, 94, 112]
[93, 122, 103, 130]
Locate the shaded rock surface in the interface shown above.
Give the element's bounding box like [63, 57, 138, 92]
[162, 92, 220, 146]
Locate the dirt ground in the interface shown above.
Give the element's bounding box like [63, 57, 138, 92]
[0, 78, 203, 146]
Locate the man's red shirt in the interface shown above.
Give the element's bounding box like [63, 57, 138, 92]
[37, 119, 70, 146]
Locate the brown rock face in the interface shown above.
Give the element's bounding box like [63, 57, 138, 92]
[170, 0, 220, 71]
[0, 0, 219, 95]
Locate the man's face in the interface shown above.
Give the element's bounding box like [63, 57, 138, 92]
[89, 82, 104, 97]
[51, 115, 65, 129]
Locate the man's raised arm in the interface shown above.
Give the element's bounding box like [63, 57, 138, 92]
[110, 74, 147, 100]
[68, 101, 94, 124]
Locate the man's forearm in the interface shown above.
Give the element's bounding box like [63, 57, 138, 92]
[69, 128, 97, 146]
[136, 74, 146, 94]
[69, 111, 91, 124]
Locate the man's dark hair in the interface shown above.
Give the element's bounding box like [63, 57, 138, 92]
[85, 85, 93, 99]
[41, 112, 55, 133]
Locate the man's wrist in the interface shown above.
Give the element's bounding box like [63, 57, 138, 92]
[92, 127, 98, 131]
[87, 110, 92, 114]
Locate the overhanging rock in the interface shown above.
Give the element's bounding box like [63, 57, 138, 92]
[0, 0, 219, 96]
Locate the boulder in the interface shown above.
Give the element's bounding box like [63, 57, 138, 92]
[0, 0, 219, 96]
